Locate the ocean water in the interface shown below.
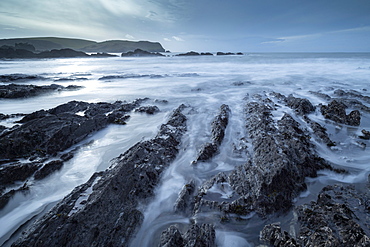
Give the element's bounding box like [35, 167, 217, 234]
[0, 53, 370, 246]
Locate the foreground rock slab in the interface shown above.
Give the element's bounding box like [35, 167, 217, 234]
[12, 105, 187, 247]
[260, 184, 370, 246]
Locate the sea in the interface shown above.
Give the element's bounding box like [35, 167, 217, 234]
[0, 53, 370, 246]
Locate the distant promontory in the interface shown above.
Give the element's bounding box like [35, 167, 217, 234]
[0, 37, 165, 53]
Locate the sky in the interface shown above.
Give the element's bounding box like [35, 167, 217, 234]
[0, 0, 369, 52]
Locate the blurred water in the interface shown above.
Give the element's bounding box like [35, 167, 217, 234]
[0, 53, 370, 246]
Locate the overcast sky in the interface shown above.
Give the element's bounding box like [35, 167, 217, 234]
[0, 0, 369, 52]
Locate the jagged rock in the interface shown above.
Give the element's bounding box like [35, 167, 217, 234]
[261, 184, 370, 246]
[174, 180, 196, 215]
[194, 97, 333, 218]
[0, 99, 144, 159]
[321, 100, 361, 126]
[0, 84, 83, 98]
[159, 224, 216, 247]
[194, 104, 230, 162]
[134, 105, 160, 114]
[183, 224, 216, 247]
[359, 129, 370, 140]
[0, 162, 41, 186]
[34, 160, 64, 180]
[303, 116, 335, 146]
[286, 94, 315, 115]
[12, 105, 187, 247]
[260, 223, 299, 247]
[158, 225, 184, 247]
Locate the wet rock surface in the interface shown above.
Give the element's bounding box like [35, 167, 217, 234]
[321, 100, 361, 126]
[194, 104, 230, 162]
[0, 98, 152, 209]
[12, 105, 187, 247]
[0, 83, 82, 98]
[159, 224, 216, 247]
[260, 184, 370, 246]
[6, 88, 370, 246]
[193, 96, 331, 218]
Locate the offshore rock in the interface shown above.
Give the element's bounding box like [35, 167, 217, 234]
[260, 184, 370, 246]
[195, 104, 230, 162]
[159, 224, 216, 247]
[321, 100, 361, 126]
[134, 105, 160, 114]
[121, 49, 164, 57]
[0, 83, 82, 98]
[12, 105, 187, 247]
[0, 74, 46, 83]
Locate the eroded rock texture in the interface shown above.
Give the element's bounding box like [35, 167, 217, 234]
[12, 105, 187, 247]
[195, 104, 230, 162]
[260, 184, 370, 246]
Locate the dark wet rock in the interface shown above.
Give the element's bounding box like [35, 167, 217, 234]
[200, 52, 213, 56]
[98, 74, 164, 80]
[309, 91, 332, 101]
[359, 129, 370, 140]
[134, 105, 160, 114]
[12, 105, 187, 247]
[0, 162, 41, 186]
[54, 77, 88, 82]
[0, 74, 46, 83]
[195, 104, 230, 162]
[154, 99, 169, 104]
[0, 83, 83, 98]
[321, 100, 361, 126]
[176, 51, 201, 56]
[159, 224, 216, 247]
[260, 223, 299, 247]
[303, 116, 336, 146]
[159, 225, 184, 247]
[261, 184, 370, 246]
[334, 89, 370, 103]
[89, 52, 117, 57]
[60, 152, 75, 161]
[216, 52, 236, 55]
[121, 49, 164, 57]
[174, 180, 196, 215]
[286, 94, 315, 115]
[0, 99, 145, 160]
[183, 224, 216, 247]
[0, 183, 29, 210]
[193, 98, 333, 218]
[34, 160, 64, 180]
[232, 81, 251, 86]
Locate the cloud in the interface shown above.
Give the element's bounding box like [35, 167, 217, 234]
[172, 36, 184, 41]
[163, 38, 172, 42]
[125, 34, 135, 39]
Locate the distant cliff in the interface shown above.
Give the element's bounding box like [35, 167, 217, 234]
[0, 37, 165, 53]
